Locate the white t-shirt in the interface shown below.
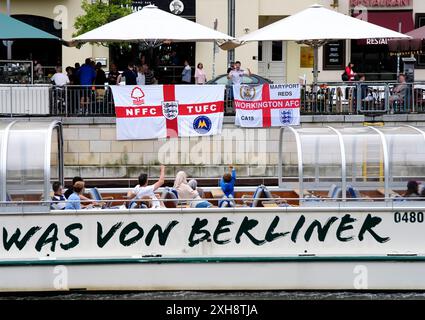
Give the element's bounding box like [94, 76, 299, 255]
[136, 72, 145, 85]
[133, 184, 161, 208]
[51, 73, 70, 86]
[229, 69, 248, 85]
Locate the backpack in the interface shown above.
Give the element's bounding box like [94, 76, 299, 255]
[341, 71, 349, 81]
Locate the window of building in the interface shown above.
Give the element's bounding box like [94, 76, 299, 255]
[258, 41, 263, 62]
[271, 41, 283, 61]
[323, 40, 346, 70]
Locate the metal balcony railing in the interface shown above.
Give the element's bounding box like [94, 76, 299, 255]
[1, 82, 425, 117]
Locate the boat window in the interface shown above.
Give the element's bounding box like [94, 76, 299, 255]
[379, 126, 425, 195]
[0, 120, 63, 209]
[278, 125, 425, 200]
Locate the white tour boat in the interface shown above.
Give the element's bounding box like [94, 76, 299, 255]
[0, 120, 425, 291]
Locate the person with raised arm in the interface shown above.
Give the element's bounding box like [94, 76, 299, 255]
[127, 165, 166, 209]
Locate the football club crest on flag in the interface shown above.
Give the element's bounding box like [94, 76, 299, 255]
[280, 110, 293, 125]
[193, 116, 212, 134]
[240, 85, 256, 101]
[131, 87, 145, 105]
[162, 101, 179, 120]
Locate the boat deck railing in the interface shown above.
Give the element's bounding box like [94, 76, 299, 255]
[0, 196, 424, 214]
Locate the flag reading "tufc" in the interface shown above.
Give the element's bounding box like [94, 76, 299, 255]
[233, 84, 301, 128]
[111, 85, 225, 140]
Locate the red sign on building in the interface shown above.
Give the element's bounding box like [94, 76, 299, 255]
[350, 0, 411, 7]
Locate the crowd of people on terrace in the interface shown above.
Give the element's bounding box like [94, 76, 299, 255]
[49, 56, 214, 87]
[339, 62, 410, 110]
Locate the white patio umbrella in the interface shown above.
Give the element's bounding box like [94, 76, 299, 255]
[237, 4, 411, 85]
[73, 4, 234, 44]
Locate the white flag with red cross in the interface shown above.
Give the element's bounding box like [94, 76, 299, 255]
[233, 84, 301, 128]
[111, 85, 225, 140]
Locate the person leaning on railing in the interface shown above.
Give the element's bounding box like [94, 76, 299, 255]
[77, 58, 96, 86]
[51, 66, 70, 86]
[195, 62, 207, 85]
[389, 74, 408, 107]
[107, 63, 120, 85]
[95, 62, 107, 86]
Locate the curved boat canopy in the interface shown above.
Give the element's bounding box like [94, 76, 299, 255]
[0, 120, 63, 206]
[278, 126, 425, 199]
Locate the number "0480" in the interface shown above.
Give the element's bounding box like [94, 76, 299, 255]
[394, 212, 424, 223]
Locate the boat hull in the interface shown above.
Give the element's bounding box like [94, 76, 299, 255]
[1, 206, 424, 292]
[1, 257, 425, 291]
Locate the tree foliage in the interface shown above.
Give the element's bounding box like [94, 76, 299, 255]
[73, 0, 133, 39]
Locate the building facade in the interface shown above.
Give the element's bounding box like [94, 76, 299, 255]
[0, 0, 109, 71]
[1, 0, 425, 82]
[196, 0, 425, 83]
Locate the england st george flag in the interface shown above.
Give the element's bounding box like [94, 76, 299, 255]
[111, 85, 225, 140]
[233, 84, 301, 128]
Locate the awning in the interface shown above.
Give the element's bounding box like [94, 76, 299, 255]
[0, 12, 59, 40]
[388, 25, 425, 55]
[357, 11, 414, 45]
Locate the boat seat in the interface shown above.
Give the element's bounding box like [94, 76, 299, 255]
[242, 185, 269, 207]
[328, 184, 342, 199]
[347, 185, 361, 199]
[243, 185, 287, 207]
[161, 187, 178, 208]
[89, 187, 114, 208]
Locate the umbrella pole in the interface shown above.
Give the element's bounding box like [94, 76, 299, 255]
[313, 45, 319, 90]
[397, 53, 400, 78]
[6, 0, 12, 60]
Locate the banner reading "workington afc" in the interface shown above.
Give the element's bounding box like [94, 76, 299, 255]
[233, 84, 301, 127]
[111, 85, 225, 140]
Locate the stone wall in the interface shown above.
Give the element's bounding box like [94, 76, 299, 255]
[59, 115, 425, 179]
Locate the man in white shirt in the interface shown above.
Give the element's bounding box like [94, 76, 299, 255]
[227, 61, 252, 85]
[127, 165, 165, 209]
[51, 66, 70, 86]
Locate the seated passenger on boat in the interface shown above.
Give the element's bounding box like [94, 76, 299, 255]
[65, 181, 86, 210]
[126, 165, 165, 209]
[188, 179, 205, 198]
[403, 180, 420, 198]
[419, 183, 425, 198]
[220, 165, 236, 197]
[51, 181, 66, 210]
[174, 171, 212, 208]
[64, 176, 96, 206]
[218, 165, 237, 207]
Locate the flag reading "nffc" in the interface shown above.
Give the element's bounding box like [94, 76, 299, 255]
[233, 84, 301, 128]
[111, 85, 225, 140]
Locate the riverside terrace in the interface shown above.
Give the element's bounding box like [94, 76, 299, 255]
[2, 81, 425, 117]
